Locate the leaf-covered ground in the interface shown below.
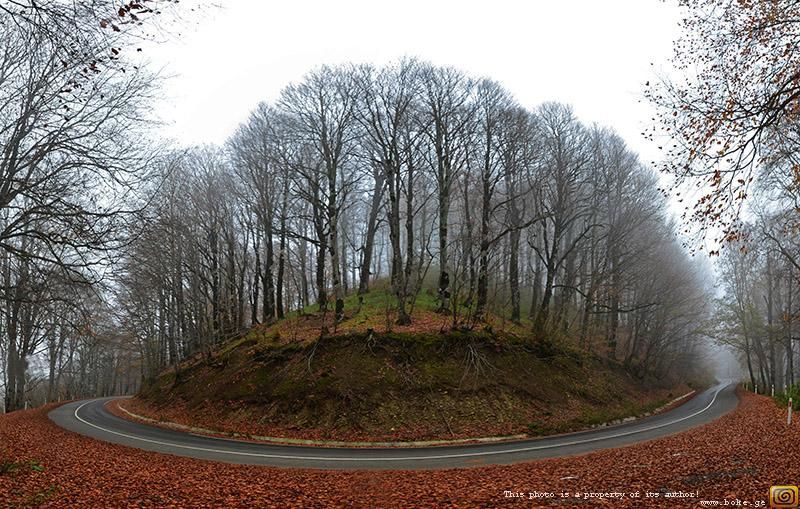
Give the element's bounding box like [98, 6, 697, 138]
[1, 389, 797, 508]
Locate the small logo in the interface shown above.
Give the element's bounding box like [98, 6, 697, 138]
[771, 486, 799, 508]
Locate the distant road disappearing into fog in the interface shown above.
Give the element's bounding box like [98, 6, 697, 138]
[49, 381, 738, 470]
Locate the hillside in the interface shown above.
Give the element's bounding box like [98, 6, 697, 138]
[128, 286, 695, 443]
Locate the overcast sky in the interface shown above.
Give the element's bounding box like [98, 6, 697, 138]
[146, 0, 683, 167]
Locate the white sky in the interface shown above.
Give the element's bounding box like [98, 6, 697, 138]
[145, 0, 683, 167]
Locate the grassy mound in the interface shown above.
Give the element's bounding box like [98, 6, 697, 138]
[134, 289, 687, 442]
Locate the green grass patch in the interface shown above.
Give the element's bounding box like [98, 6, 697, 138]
[0, 458, 45, 476]
[774, 384, 800, 407]
[527, 398, 669, 436]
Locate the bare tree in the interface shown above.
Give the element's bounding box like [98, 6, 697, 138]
[279, 65, 360, 324]
[419, 65, 475, 313]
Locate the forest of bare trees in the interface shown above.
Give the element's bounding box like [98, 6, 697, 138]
[713, 147, 800, 392]
[0, 0, 167, 411]
[0, 6, 716, 412]
[649, 0, 800, 395]
[107, 61, 710, 391]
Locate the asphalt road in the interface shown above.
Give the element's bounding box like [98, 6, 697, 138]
[48, 380, 738, 470]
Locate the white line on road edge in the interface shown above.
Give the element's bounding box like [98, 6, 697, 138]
[71, 383, 730, 463]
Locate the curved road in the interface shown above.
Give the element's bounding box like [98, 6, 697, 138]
[49, 380, 738, 470]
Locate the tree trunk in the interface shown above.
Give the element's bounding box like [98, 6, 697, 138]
[530, 253, 541, 321]
[386, 161, 410, 325]
[358, 169, 384, 295]
[534, 220, 560, 337]
[787, 266, 795, 386]
[315, 241, 327, 312]
[401, 155, 415, 325]
[262, 218, 275, 323]
[437, 176, 451, 312]
[475, 167, 491, 319]
[328, 165, 345, 324]
[509, 231, 521, 323]
[607, 247, 620, 359]
[251, 237, 260, 324]
[276, 187, 288, 319]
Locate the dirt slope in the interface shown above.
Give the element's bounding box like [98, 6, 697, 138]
[134, 319, 687, 442]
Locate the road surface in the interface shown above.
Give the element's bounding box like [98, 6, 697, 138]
[48, 380, 738, 470]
